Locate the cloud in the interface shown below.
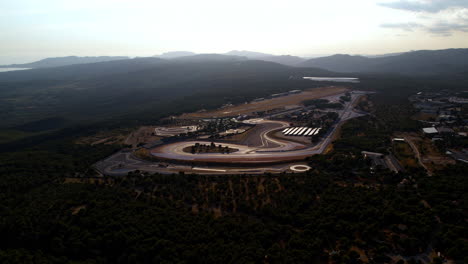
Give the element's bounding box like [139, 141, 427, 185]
[426, 22, 468, 36]
[380, 22, 423, 31]
[380, 21, 468, 36]
[379, 0, 468, 13]
[380, 1, 468, 36]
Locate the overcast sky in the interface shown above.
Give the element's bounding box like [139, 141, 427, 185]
[1, 0, 468, 63]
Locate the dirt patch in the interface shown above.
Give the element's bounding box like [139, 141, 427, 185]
[393, 141, 419, 169]
[76, 128, 131, 146]
[70, 205, 87, 215]
[179, 86, 348, 119]
[77, 126, 165, 148]
[64, 177, 108, 185]
[191, 204, 199, 214]
[412, 112, 438, 122]
[349, 246, 369, 263]
[133, 148, 154, 160]
[221, 126, 255, 142]
[125, 126, 163, 148]
[324, 122, 346, 154]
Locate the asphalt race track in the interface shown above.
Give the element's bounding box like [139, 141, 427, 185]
[149, 92, 368, 164]
[97, 91, 370, 175]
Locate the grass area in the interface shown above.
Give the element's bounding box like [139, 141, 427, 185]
[133, 148, 152, 159]
[411, 112, 437, 121]
[418, 137, 456, 171]
[183, 143, 238, 154]
[76, 128, 133, 146]
[0, 129, 36, 144]
[392, 141, 419, 169]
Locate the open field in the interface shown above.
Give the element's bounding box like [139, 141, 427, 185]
[397, 133, 456, 174]
[393, 141, 419, 169]
[124, 126, 163, 148]
[0, 129, 35, 144]
[412, 112, 438, 122]
[76, 128, 131, 146]
[77, 126, 165, 147]
[179, 86, 348, 119]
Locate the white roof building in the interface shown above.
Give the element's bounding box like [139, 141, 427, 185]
[422, 127, 438, 134]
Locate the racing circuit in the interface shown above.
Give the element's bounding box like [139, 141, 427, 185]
[151, 120, 320, 163]
[96, 90, 371, 175]
[150, 91, 366, 164]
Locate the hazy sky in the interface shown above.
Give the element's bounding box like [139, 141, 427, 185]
[1, 0, 468, 63]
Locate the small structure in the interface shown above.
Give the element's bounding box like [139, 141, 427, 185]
[220, 129, 246, 136]
[289, 90, 301, 94]
[154, 126, 199, 137]
[437, 127, 455, 134]
[448, 97, 468, 104]
[422, 127, 438, 135]
[446, 149, 468, 163]
[270, 92, 288, 98]
[362, 151, 403, 173]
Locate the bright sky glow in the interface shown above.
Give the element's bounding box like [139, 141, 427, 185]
[1, 0, 467, 63]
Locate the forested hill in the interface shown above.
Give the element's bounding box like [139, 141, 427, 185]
[299, 48, 468, 75]
[0, 57, 168, 82]
[0, 75, 466, 262]
[0, 58, 334, 129]
[0, 56, 130, 69]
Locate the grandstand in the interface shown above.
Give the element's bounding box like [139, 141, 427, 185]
[282, 127, 322, 137]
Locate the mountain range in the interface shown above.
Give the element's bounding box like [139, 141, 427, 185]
[0, 57, 332, 129]
[0, 56, 129, 69]
[3, 48, 468, 75]
[299, 49, 468, 75]
[157, 50, 306, 66]
[1, 48, 467, 131]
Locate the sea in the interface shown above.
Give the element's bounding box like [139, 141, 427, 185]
[0, 68, 31, 72]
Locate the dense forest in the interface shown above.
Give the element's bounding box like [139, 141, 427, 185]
[0, 73, 467, 263]
[0, 58, 333, 129]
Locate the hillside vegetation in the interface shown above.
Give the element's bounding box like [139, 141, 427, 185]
[0, 58, 334, 130]
[299, 49, 468, 75]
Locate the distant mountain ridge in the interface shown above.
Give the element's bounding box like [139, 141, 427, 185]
[224, 50, 274, 58]
[257, 55, 306, 66]
[0, 56, 129, 69]
[0, 57, 333, 128]
[0, 57, 167, 82]
[154, 51, 196, 59]
[3, 48, 467, 74]
[152, 50, 304, 66]
[173, 54, 248, 62]
[299, 49, 468, 75]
